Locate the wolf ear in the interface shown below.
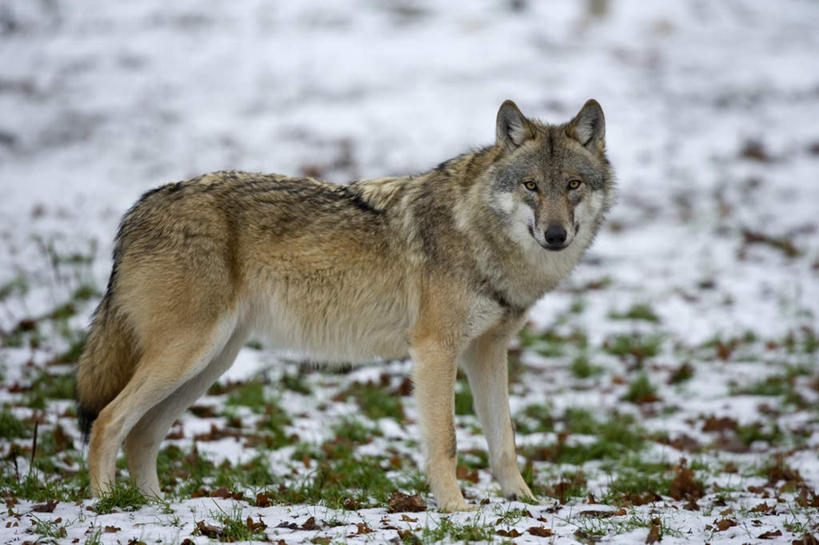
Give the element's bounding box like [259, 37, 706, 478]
[496, 100, 534, 151]
[567, 99, 605, 150]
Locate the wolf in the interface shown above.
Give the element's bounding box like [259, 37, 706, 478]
[75, 99, 614, 512]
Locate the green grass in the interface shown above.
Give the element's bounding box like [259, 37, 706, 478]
[204, 504, 268, 542]
[458, 449, 489, 471]
[225, 381, 268, 413]
[29, 515, 68, 539]
[602, 457, 674, 503]
[264, 414, 424, 509]
[31, 369, 75, 400]
[608, 303, 661, 323]
[213, 455, 276, 492]
[255, 400, 294, 448]
[518, 328, 588, 358]
[524, 465, 588, 502]
[603, 334, 662, 363]
[454, 379, 474, 415]
[156, 444, 217, 497]
[332, 417, 380, 443]
[342, 381, 405, 422]
[0, 458, 90, 503]
[26, 370, 80, 409]
[0, 410, 27, 439]
[83, 529, 103, 545]
[732, 375, 788, 397]
[0, 275, 29, 301]
[734, 422, 787, 448]
[524, 408, 647, 466]
[514, 403, 553, 434]
[49, 334, 87, 364]
[281, 369, 313, 395]
[263, 453, 403, 509]
[668, 362, 695, 384]
[93, 481, 149, 513]
[570, 355, 603, 379]
[71, 283, 101, 301]
[573, 511, 682, 540]
[401, 516, 495, 544]
[623, 373, 660, 403]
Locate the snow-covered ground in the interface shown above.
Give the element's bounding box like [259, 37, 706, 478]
[1, 1, 818, 543]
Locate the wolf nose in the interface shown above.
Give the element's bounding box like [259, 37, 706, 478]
[545, 226, 567, 246]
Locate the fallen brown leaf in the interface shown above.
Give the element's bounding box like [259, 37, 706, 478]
[646, 520, 662, 544]
[30, 500, 57, 513]
[714, 518, 737, 532]
[701, 415, 737, 433]
[194, 520, 223, 538]
[669, 460, 704, 501]
[527, 526, 553, 537]
[387, 491, 426, 513]
[497, 528, 522, 537]
[577, 508, 627, 518]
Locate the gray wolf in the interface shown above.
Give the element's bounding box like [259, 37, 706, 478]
[75, 99, 614, 511]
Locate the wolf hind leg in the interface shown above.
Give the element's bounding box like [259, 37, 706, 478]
[88, 317, 236, 497]
[124, 323, 250, 496]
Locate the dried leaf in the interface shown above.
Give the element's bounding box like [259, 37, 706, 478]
[397, 529, 421, 545]
[578, 508, 627, 518]
[456, 465, 479, 483]
[387, 491, 426, 513]
[714, 518, 737, 532]
[669, 461, 704, 500]
[527, 526, 553, 537]
[701, 416, 737, 433]
[30, 500, 57, 513]
[497, 528, 522, 537]
[194, 520, 223, 538]
[646, 521, 662, 544]
[255, 492, 272, 507]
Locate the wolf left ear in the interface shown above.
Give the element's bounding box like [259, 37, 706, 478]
[567, 99, 605, 150]
[496, 100, 535, 151]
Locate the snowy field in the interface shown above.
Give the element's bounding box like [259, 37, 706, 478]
[1, 0, 818, 543]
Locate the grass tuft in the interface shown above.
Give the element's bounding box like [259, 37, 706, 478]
[93, 481, 149, 514]
[608, 303, 661, 323]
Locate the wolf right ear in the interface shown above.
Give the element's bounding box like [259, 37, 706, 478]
[496, 100, 534, 151]
[567, 99, 605, 151]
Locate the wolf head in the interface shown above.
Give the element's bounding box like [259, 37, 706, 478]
[486, 99, 614, 253]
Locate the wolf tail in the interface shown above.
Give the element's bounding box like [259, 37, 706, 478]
[75, 290, 140, 442]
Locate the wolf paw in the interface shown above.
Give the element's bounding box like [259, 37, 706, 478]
[439, 498, 479, 512]
[500, 477, 536, 503]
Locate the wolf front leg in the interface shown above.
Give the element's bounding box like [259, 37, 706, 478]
[410, 337, 476, 512]
[462, 326, 534, 502]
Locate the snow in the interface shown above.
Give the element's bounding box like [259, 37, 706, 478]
[2, 0, 819, 543]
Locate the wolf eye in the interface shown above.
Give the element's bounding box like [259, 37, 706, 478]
[523, 180, 537, 191]
[567, 179, 582, 190]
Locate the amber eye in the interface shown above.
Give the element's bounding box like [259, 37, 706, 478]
[523, 180, 538, 191]
[568, 179, 582, 190]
